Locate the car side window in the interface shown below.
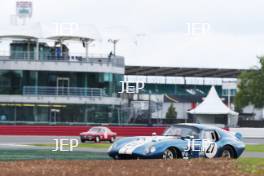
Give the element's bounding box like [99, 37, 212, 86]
[202, 131, 212, 141]
[202, 130, 219, 142]
[212, 131, 220, 141]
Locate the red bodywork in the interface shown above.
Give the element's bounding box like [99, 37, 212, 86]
[80, 126, 117, 142]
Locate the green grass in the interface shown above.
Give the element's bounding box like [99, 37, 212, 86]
[30, 143, 111, 149]
[238, 158, 264, 175]
[0, 149, 110, 161]
[245, 144, 264, 152]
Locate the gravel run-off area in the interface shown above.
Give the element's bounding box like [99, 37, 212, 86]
[0, 159, 255, 176]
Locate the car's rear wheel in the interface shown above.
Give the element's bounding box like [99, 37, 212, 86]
[221, 146, 235, 159]
[162, 149, 176, 160]
[110, 136, 115, 143]
[80, 139, 85, 143]
[95, 136, 100, 143]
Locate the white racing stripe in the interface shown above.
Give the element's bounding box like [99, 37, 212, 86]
[118, 136, 172, 154]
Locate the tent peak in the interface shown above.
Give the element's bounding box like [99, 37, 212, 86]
[188, 86, 238, 115]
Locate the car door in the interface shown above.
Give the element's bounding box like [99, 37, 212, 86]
[182, 129, 202, 159]
[102, 128, 108, 139]
[201, 130, 220, 158]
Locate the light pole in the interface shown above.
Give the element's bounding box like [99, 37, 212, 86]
[148, 90, 152, 126]
[108, 39, 119, 55]
[81, 38, 94, 60]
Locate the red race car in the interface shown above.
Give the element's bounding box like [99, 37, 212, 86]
[80, 126, 117, 143]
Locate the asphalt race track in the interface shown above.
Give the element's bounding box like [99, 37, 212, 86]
[0, 135, 80, 144]
[0, 135, 264, 159]
[1, 135, 264, 144]
[243, 138, 264, 145]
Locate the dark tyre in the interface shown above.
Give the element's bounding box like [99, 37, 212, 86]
[110, 136, 115, 143]
[95, 136, 100, 143]
[221, 146, 235, 159]
[81, 139, 85, 143]
[162, 148, 178, 160]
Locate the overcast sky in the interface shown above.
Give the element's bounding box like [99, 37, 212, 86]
[1, 0, 264, 69]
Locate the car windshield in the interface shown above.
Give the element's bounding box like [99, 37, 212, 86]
[163, 126, 199, 138]
[89, 127, 102, 133]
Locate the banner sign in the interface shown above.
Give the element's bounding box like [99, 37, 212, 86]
[16, 1, 32, 18]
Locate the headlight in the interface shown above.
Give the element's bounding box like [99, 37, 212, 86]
[145, 145, 156, 154]
[150, 146, 156, 153]
[108, 142, 117, 152]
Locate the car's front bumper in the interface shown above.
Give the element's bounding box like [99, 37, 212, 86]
[108, 150, 162, 160]
[80, 135, 95, 141]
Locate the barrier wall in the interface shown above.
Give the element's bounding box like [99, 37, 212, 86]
[0, 125, 166, 136]
[230, 128, 264, 138]
[3, 125, 260, 138]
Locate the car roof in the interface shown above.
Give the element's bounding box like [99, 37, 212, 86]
[90, 126, 109, 130]
[173, 123, 219, 130]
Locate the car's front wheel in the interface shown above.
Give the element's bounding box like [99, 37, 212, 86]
[80, 139, 85, 143]
[162, 149, 176, 160]
[221, 146, 235, 159]
[110, 136, 115, 143]
[95, 136, 100, 143]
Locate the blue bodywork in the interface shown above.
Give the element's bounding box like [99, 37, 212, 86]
[108, 123, 245, 159]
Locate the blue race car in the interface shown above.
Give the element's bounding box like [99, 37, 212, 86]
[108, 123, 245, 160]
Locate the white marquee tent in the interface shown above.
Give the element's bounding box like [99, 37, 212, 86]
[188, 86, 238, 127]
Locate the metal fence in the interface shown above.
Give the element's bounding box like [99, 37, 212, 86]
[0, 51, 125, 67]
[238, 120, 264, 127]
[23, 86, 108, 97]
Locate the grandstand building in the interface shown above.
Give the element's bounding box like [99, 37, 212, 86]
[0, 32, 125, 124]
[0, 27, 251, 125]
[124, 70, 239, 124]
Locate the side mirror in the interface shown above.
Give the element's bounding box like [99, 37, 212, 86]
[182, 135, 194, 140]
[235, 132, 242, 140]
[189, 135, 194, 139]
[152, 132, 157, 136]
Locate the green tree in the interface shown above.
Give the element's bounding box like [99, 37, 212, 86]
[166, 103, 177, 119]
[235, 56, 264, 110]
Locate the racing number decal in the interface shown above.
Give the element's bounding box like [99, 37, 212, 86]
[206, 143, 215, 153]
[204, 142, 217, 158]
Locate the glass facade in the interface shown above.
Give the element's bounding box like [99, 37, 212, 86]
[0, 70, 124, 124]
[0, 70, 23, 94]
[0, 103, 121, 124]
[0, 40, 127, 124]
[0, 70, 123, 96]
[10, 41, 69, 60]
